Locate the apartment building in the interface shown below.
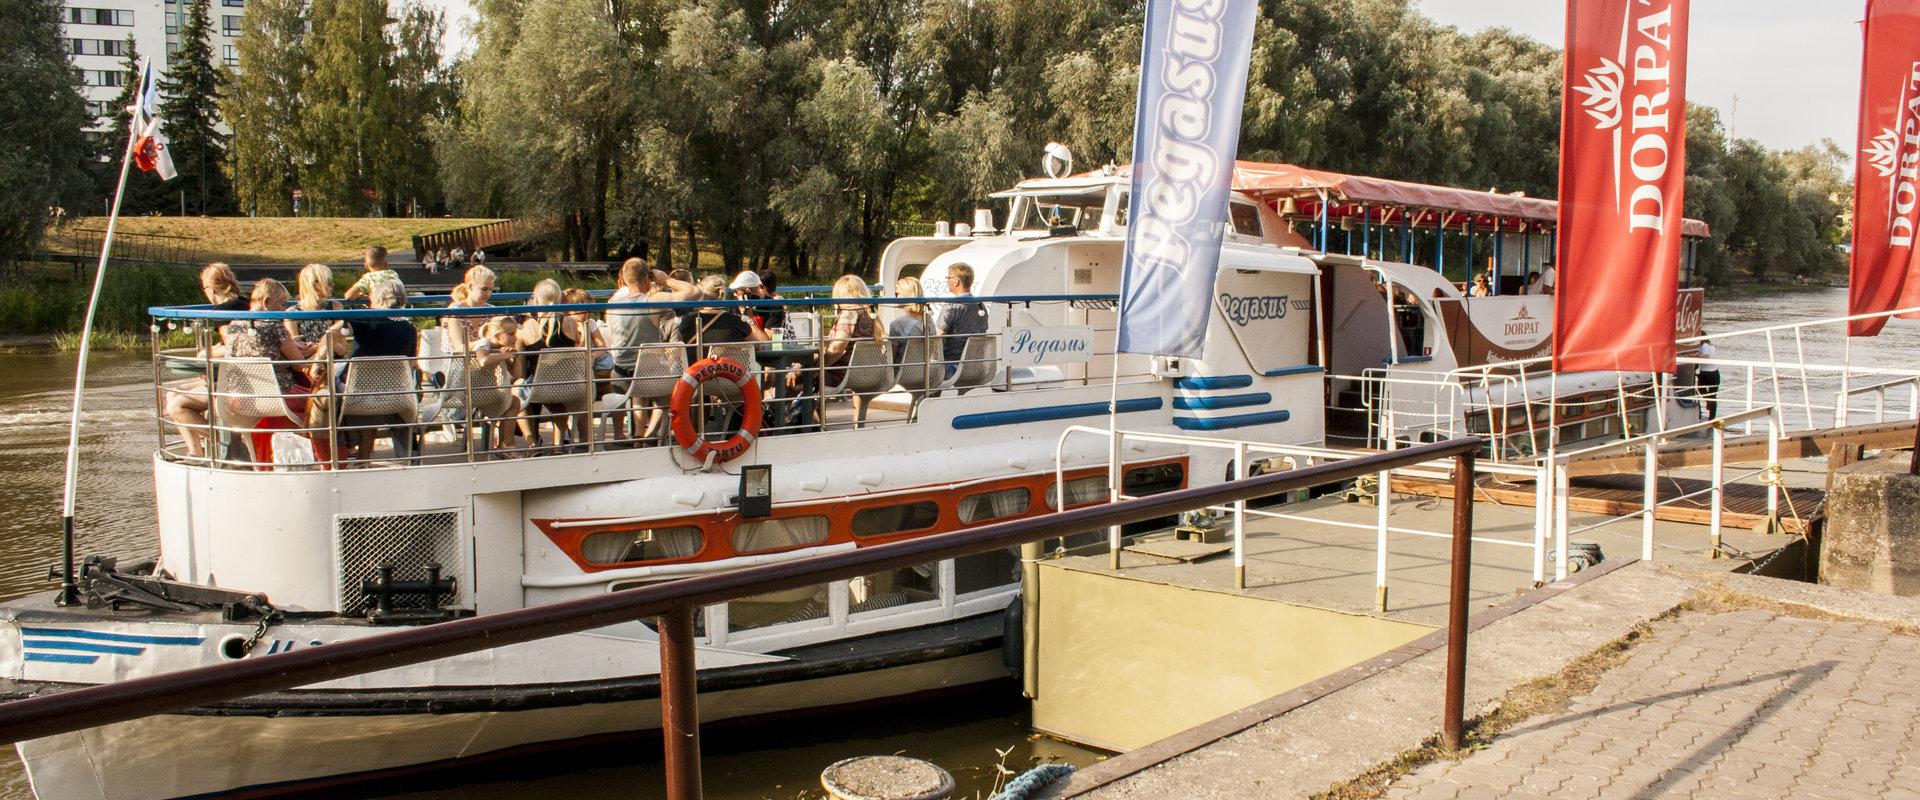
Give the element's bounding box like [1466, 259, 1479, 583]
[63, 0, 244, 130]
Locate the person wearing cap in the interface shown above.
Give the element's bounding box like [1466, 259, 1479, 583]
[729, 270, 785, 332]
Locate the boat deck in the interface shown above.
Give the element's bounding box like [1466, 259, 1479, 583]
[1050, 491, 1788, 628]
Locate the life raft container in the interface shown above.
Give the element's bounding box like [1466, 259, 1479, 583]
[668, 356, 762, 464]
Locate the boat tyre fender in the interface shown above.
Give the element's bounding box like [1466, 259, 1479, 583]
[669, 356, 762, 464]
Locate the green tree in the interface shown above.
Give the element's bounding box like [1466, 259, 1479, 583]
[0, 0, 94, 260]
[388, 0, 454, 215]
[300, 0, 400, 215]
[223, 0, 307, 216]
[161, 0, 235, 215]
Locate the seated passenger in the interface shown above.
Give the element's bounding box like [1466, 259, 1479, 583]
[160, 263, 250, 460]
[340, 282, 420, 461]
[936, 263, 987, 378]
[887, 275, 929, 363]
[676, 274, 768, 360]
[471, 315, 532, 450]
[289, 263, 345, 356]
[517, 279, 589, 447]
[225, 278, 318, 468]
[443, 265, 496, 352]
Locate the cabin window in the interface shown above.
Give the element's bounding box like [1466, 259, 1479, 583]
[959, 487, 1031, 524]
[1123, 463, 1185, 497]
[1045, 475, 1109, 509]
[851, 501, 940, 538]
[955, 549, 1021, 596]
[1230, 203, 1263, 237]
[729, 584, 830, 633]
[732, 516, 830, 554]
[850, 562, 939, 616]
[580, 526, 703, 565]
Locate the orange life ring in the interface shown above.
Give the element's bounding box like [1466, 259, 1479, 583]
[669, 356, 762, 464]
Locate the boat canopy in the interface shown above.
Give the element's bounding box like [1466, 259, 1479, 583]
[1108, 161, 1711, 240]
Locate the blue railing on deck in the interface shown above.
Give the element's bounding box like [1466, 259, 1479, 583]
[149, 293, 1124, 322]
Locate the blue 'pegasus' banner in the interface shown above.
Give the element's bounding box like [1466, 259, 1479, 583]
[1117, 0, 1259, 358]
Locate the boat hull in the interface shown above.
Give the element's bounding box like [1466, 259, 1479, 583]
[9, 616, 1008, 800]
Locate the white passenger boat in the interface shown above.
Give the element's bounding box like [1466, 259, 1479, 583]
[0, 160, 1710, 799]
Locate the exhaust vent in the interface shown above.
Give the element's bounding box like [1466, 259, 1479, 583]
[333, 510, 464, 616]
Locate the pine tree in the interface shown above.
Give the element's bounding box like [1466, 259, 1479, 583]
[223, 0, 308, 215]
[301, 0, 400, 216]
[160, 0, 235, 215]
[0, 0, 94, 260]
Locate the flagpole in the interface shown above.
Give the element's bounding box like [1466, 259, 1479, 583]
[57, 74, 147, 606]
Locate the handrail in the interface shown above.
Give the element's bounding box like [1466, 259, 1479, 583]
[149, 293, 1120, 321]
[0, 437, 1479, 748]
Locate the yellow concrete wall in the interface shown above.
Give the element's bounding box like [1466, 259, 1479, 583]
[1032, 564, 1433, 751]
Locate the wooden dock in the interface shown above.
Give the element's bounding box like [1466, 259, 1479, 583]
[1391, 472, 1822, 534]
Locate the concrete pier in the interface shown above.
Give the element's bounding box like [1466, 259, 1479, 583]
[1027, 491, 1786, 751]
[1819, 456, 1920, 595]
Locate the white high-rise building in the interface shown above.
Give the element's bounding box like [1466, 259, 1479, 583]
[62, 0, 244, 132]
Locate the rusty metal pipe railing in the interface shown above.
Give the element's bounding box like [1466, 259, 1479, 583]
[0, 437, 1483, 798]
[1442, 449, 1476, 750]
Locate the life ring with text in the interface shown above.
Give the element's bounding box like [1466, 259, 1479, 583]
[669, 356, 762, 464]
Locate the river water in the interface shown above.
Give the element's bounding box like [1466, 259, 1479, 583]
[0, 286, 1909, 798]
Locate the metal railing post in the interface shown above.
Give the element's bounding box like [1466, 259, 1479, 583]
[1531, 462, 1548, 584]
[1376, 468, 1391, 612]
[1442, 450, 1476, 751]
[1234, 442, 1248, 591]
[658, 605, 702, 800]
[1766, 412, 1782, 527]
[1642, 437, 1658, 562]
[1710, 425, 1725, 558]
[1554, 460, 1571, 581]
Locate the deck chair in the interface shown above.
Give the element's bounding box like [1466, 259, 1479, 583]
[338, 356, 421, 460]
[215, 357, 309, 468]
[523, 347, 593, 446]
[617, 345, 688, 442]
[441, 353, 515, 453]
[941, 335, 998, 395]
[893, 337, 937, 417]
[832, 340, 896, 428]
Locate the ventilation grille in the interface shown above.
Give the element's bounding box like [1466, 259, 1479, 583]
[334, 510, 464, 616]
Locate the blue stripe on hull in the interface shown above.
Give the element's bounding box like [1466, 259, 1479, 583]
[22, 639, 144, 656]
[24, 652, 100, 665]
[1261, 365, 1324, 377]
[951, 398, 1164, 430]
[1172, 392, 1271, 411]
[21, 627, 204, 646]
[1172, 375, 1253, 391]
[1172, 410, 1292, 431]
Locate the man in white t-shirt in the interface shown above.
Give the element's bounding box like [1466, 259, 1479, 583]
[1540, 260, 1557, 295]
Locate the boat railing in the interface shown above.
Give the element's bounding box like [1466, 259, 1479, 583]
[0, 437, 1490, 797]
[1336, 370, 1545, 460]
[1543, 405, 1787, 579]
[1438, 305, 1920, 440]
[148, 293, 1133, 470]
[1055, 425, 1550, 594]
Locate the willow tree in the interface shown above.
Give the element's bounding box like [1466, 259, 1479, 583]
[465, 0, 635, 258]
[223, 0, 307, 215]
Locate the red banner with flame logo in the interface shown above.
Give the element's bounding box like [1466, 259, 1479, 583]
[1849, 0, 1920, 336]
[1553, 0, 1691, 373]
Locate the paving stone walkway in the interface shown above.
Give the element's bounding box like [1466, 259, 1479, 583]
[1387, 607, 1920, 800]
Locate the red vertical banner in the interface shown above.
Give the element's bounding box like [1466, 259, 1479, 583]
[1849, 0, 1920, 336]
[1554, 0, 1691, 373]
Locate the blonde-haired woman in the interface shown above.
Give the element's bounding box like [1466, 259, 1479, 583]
[287, 263, 346, 357]
[819, 274, 884, 419]
[225, 279, 318, 467]
[516, 279, 587, 447]
[887, 275, 930, 363]
[443, 265, 497, 352]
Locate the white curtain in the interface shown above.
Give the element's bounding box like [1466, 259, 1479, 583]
[959, 487, 1031, 523]
[731, 516, 830, 554]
